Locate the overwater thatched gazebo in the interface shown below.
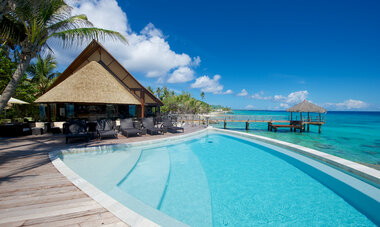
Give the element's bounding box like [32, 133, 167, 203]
[287, 100, 326, 132]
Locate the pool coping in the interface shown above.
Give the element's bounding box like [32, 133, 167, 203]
[50, 127, 380, 226]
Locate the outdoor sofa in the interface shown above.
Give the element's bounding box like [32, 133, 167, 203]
[120, 118, 142, 137]
[66, 120, 89, 144]
[142, 117, 164, 135]
[97, 119, 118, 140]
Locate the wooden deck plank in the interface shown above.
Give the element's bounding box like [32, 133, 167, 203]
[20, 207, 107, 226]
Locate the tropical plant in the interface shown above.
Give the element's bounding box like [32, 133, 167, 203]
[155, 86, 212, 114]
[0, 0, 126, 113]
[200, 91, 205, 100]
[27, 54, 58, 96]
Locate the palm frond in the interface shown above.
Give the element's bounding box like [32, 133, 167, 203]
[47, 27, 127, 48]
[0, 14, 26, 45]
[48, 14, 93, 33]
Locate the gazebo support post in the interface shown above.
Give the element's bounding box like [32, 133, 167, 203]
[46, 104, 51, 122]
[140, 91, 145, 118]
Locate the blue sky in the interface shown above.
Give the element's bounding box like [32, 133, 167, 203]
[55, 0, 380, 110]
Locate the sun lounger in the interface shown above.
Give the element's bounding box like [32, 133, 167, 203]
[120, 118, 142, 137]
[142, 117, 163, 135]
[162, 118, 184, 133]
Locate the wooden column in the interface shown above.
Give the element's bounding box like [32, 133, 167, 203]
[245, 121, 249, 130]
[140, 91, 145, 118]
[224, 120, 227, 129]
[46, 104, 51, 122]
[319, 125, 321, 133]
[307, 124, 310, 131]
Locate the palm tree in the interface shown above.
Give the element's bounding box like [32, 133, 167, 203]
[155, 87, 162, 100]
[0, 0, 126, 113]
[27, 54, 57, 96]
[200, 91, 205, 100]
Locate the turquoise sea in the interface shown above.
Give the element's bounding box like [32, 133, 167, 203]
[211, 110, 380, 169]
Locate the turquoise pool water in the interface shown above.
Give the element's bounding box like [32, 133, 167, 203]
[61, 132, 379, 226]
[212, 110, 380, 168]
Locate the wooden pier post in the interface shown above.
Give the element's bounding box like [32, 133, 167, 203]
[319, 125, 321, 133]
[307, 124, 310, 131]
[245, 121, 249, 130]
[224, 120, 227, 129]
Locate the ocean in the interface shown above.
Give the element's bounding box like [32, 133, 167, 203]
[210, 110, 380, 169]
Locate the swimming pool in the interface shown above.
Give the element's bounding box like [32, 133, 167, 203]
[55, 129, 380, 226]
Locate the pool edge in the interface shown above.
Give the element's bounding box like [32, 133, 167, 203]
[49, 127, 380, 226]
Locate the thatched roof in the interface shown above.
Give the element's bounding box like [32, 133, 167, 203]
[286, 100, 327, 113]
[0, 96, 28, 104]
[35, 61, 141, 105]
[47, 40, 163, 106]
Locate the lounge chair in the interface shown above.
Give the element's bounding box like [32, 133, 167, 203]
[142, 117, 164, 135]
[120, 118, 142, 137]
[162, 118, 184, 133]
[66, 121, 89, 144]
[97, 119, 118, 140]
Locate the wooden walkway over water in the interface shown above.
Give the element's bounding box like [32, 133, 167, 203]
[207, 115, 325, 133]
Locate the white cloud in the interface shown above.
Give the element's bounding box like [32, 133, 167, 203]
[274, 90, 309, 104]
[251, 91, 272, 100]
[167, 67, 194, 83]
[223, 89, 233, 95]
[191, 74, 225, 94]
[51, 0, 199, 82]
[326, 99, 369, 110]
[191, 56, 201, 66]
[279, 103, 289, 109]
[245, 104, 254, 109]
[237, 89, 248, 96]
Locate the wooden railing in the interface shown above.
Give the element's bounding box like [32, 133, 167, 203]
[160, 114, 325, 127]
[207, 114, 325, 123]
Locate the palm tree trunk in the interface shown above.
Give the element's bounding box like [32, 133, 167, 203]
[0, 53, 33, 114]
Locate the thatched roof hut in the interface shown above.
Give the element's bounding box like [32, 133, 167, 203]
[34, 40, 163, 120]
[35, 61, 141, 105]
[287, 100, 326, 113]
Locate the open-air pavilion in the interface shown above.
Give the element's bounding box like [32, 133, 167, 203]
[35, 40, 163, 122]
[287, 100, 327, 133]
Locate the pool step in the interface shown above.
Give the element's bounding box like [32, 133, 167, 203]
[159, 143, 213, 227]
[62, 148, 142, 193]
[101, 149, 142, 192]
[117, 147, 170, 209]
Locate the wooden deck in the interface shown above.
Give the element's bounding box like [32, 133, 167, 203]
[0, 126, 205, 226]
